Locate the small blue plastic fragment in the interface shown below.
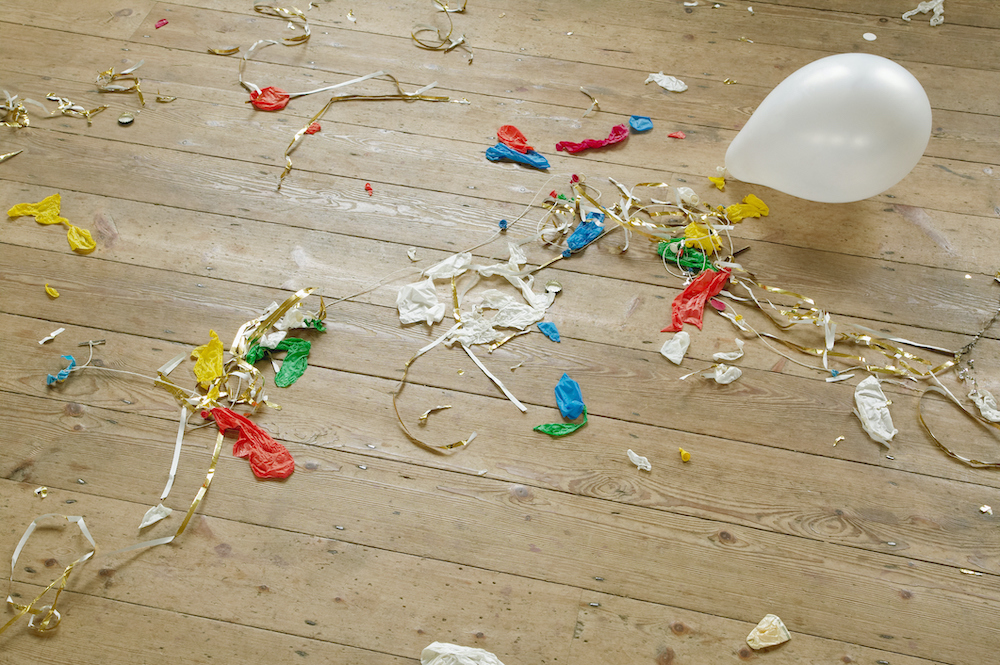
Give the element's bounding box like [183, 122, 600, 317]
[537, 322, 561, 343]
[498, 219, 508, 231]
[554, 373, 585, 420]
[561, 249, 572, 258]
[485, 143, 550, 170]
[566, 212, 605, 251]
[46, 355, 76, 386]
[629, 115, 653, 132]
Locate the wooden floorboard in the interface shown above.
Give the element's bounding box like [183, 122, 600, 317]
[1, 1, 998, 663]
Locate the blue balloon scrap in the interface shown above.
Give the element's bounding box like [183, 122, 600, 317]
[46, 355, 76, 385]
[537, 321, 561, 342]
[498, 219, 509, 231]
[566, 211, 605, 251]
[485, 143, 550, 170]
[554, 373, 585, 420]
[629, 115, 653, 132]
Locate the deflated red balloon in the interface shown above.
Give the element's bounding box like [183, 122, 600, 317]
[249, 86, 290, 111]
[556, 124, 628, 154]
[661, 268, 731, 332]
[497, 125, 533, 153]
[206, 407, 295, 479]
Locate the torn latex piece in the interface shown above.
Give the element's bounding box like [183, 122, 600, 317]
[485, 143, 550, 170]
[567, 212, 605, 251]
[713, 339, 744, 361]
[424, 252, 472, 279]
[970, 389, 1000, 422]
[853, 376, 897, 447]
[421, 642, 506, 665]
[445, 290, 548, 347]
[139, 503, 173, 529]
[207, 406, 295, 479]
[46, 356, 76, 385]
[191, 330, 225, 389]
[554, 373, 585, 419]
[660, 331, 690, 365]
[627, 449, 652, 471]
[902, 0, 944, 25]
[705, 364, 742, 384]
[725, 194, 769, 222]
[397, 277, 447, 325]
[747, 614, 790, 650]
[246, 337, 313, 387]
[683, 220, 721, 252]
[645, 72, 688, 92]
[662, 268, 731, 332]
[497, 125, 533, 153]
[8, 193, 97, 253]
[556, 124, 628, 154]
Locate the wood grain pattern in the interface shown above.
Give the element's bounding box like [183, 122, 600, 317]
[1, 1, 998, 663]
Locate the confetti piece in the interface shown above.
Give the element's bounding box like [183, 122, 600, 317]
[44, 284, 59, 299]
[668, 130, 686, 139]
[304, 122, 321, 134]
[155, 18, 168, 28]
[365, 182, 374, 196]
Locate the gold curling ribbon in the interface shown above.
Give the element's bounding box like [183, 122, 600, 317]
[919, 386, 1000, 468]
[254, 2, 311, 45]
[96, 62, 145, 106]
[412, 0, 472, 63]
[393, 350, 475, 455]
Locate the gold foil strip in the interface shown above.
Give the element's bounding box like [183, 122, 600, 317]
[580, 87, 600, 117]
[96, 61, 145, 106]
[0, 150, 22, 163]
[2, 514, 96, 637]
[918, 385, 1000, 468]
[277, 74, 460, 189]
[412, 0, 472, 63]
[209, 46, 241, 55]
[419, 405, 452, 423]
[253, 2, 311, 45]
[393, 350, 475, 455]
[44, 95, 108, 125]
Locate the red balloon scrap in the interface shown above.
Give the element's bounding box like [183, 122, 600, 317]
[155, 19, 169, 29]
[305, 122, 322, 135]
[661, 268, 731, 332]
[668, 131, 686, 139]
[365, 182, 374, 196]
[570, 174, 580, 183]
[206, 407, 295, 479]
[555, 124, 628, 154]
[497, 125, 533, 153]
[249, 86, 290, 111]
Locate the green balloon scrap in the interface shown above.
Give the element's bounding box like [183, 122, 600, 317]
[656, 238, 718, 273]
[246, 337, 313, 387]
[533, 406, 588, 437]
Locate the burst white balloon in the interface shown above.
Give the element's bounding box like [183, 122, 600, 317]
[725, 53, 932, 203]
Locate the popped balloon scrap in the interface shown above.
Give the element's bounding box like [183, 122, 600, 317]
[645, 72, 688, 92]
[629, 115, 653, 132]
[497, 125, 534, 153]
[245, 336, 313, 387]
[556, 124, 628, 154]
[662, 268, 732, 332]
[902, 0, 944, 26]
[46, 355, 76, 385]
[660, 331, 690, 365]
[534, 374, 588, 437]
[627, 449, 652, 471]
[566, 212, 605, 251]
[668, 131, 686, 139]
[207, 406, 296, 479]
[249, 86, 291, 111]
[854, 376, 897, 447]
[8, 193, 97, 254]
[304, 122, 321, 134]
[485, 142, 550, 170]
[421, 642, 506, 665]
[746, 614, 791, 650]
[537, 321, 561, 342]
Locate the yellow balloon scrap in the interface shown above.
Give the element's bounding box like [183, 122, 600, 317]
[725, 194, 769, 222]
[708, 176, 726, 191]
[44, 284, 59, 298]
[683, 221, 721, 252]
[7, 193, 97, 254]
[679, 447, 691, 462]
[191, 329, 225, 389]
[746, 613, 791, 650]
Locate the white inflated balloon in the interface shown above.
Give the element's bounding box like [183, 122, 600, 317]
[725, 53, 932, 203]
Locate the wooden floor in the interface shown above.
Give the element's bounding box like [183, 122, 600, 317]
[2, 1, 999, 663]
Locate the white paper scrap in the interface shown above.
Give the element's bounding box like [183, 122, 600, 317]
[627, 449, 652, 471]
[853, 375, 897, 447]
[969, 389, 1000, 422]
[38, 327, 65, 344]
[713, 339, 744, 362]
[645, 72, 688, 93]
[397, 277, 446, 326]
[421, 642, 506, 665]
[746, 614, 790, 650]
[660, 331, 690, 365]
[139, 503, 173, 529]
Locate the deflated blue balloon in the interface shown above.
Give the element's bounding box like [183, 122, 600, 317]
[555, 373, 585, 420]
[485, 143, 550, 170]
[629, 115, 653, 132]
[538, 321, 561, 342]
[46, 355, 76, 385]
[566, 212, 605, 251]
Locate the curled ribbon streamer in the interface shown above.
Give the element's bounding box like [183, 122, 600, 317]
[277, 73, 461, 189]
[411, 0, 472, 63]
[919, 384, 1000, 468]
[253, 1, 311, 44]
[2, 514, 96, 637]
[43, 95, 108, 125]
[96, 61, 145, 106]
